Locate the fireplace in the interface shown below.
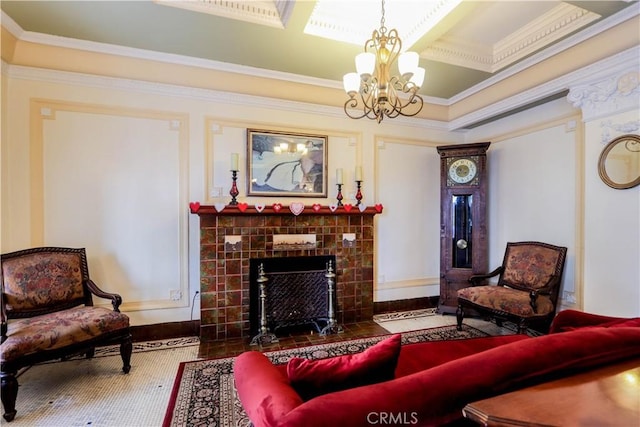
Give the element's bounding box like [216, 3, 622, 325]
[249, 255, 338, 342]
[192, 204, 381, 341]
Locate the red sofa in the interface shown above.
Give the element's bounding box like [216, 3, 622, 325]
[234, 310, 640, 426]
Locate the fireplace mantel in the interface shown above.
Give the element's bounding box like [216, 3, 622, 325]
[190, 203, 383, 216]
[192, 202, 380, 341]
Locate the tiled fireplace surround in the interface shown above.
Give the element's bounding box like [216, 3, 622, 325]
[194, 205, 380, 341]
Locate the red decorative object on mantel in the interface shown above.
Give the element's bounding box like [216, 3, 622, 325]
[189, 202, 201, 213]
[188, 203, 383, 216]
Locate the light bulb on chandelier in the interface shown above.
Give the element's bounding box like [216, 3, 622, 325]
[343, 0, 425, 123]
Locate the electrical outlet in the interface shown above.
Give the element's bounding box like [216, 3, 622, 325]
[170, 290, 182, 301]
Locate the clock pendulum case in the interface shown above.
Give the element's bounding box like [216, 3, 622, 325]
[436, 142, 490, 314]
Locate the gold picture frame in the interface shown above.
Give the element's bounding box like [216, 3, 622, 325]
[247, 129, 328, 197]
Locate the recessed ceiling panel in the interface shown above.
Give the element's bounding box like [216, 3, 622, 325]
[421, 2, 601, 72]
[154, 0, 294, 29]
[304, 0, 462, 49]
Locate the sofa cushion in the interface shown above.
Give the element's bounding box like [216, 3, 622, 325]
[1, 306, 130, 363]
[501, 244, 562, 289]
[458, 286, 554, 316]
[395, 334, 529, 378]
[287, 334, 401, 400]
[549, 309, 640, 333]
[2, 252, 85, 311]
[234, 351, 305, 427]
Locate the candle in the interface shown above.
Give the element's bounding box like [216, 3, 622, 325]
[230, 153, 239, 171]
[336, 168, 343, 185]
[355, 166, 363, 181]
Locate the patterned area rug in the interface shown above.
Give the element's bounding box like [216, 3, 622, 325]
[163, 324, 489, 427]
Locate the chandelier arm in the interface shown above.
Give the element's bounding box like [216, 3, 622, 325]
[344, 96, 369, 120]
[384, 29, 402, 69]
[388, 94, 424, 118]
[381, 82, 424, 119]
[397, 95, 424, 118]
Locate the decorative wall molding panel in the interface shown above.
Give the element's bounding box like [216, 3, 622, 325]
[599, 119, 640, 145]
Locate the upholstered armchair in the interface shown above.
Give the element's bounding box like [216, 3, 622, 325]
[1, 247, 132, 422]
[456, 241, 567, 334]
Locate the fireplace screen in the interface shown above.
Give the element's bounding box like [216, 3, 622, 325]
[249, 255, 339, 343]
[266, 269, 328, 329]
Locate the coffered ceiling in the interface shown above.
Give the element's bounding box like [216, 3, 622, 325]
[1, 1, 637, 101]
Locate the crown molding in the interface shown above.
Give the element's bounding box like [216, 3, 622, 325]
[2, 5, 636, 133]
[0, 10, 23, 37]
[449, 4, 639, 105]
[2, 3, 636, 110]
[567, 55, 640, 122]
[4, 61, 449, 131]
[424, 3, 599, 73]
[153, 0, 294, 29]
[0, 11, 339, 92]
[449, 46, 639, 130]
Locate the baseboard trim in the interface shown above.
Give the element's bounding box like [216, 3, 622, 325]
[130, 320, 200, 342]
[130, 298, 440, 341]
[373, 296, 439, 315]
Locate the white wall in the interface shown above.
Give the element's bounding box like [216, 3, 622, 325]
[1, 65, 458, 325]
[375, 137, 441, 301]
[42, 110, 186, 309]
[467, 99, 580, 307]
[583, 109, 640, 316]
[3, 59, 639, 325]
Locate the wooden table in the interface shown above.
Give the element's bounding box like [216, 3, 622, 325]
[463, 358, 640, 427]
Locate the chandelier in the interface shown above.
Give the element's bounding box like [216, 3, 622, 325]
[343, 0, 425, 123]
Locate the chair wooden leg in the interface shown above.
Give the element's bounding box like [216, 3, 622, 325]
[120, 334, 133, 374]
[456, 305, 464, 331]
[517, 320, 528, 335]
[1, 371, 18, 422]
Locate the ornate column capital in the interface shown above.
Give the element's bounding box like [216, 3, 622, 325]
[567, 50, 640, 122]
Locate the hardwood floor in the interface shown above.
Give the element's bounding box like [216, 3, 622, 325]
[197, 320, 390, 359]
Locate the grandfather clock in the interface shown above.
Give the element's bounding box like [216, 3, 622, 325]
[437, 142, 490, 314]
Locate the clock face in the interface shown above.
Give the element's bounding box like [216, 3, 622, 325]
[449, 158, 478, 184]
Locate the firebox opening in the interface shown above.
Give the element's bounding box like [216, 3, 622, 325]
[249, 255, 336, 337]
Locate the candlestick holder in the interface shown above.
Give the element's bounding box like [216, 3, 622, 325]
[355, 180, 363, 205]
[229, 170, 239, 206]
[336, 184, 344, 206]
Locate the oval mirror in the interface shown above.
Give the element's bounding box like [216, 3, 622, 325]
[598, 134, 640, 189]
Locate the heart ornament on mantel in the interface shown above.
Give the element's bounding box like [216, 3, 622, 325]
[214, 203, 226, 212]
[255, 204, 265, 213]
[343, 204, 353, 212]
[189, 202, 201, 213]
[329, 204, 338, 212]
[238, 203, 249, 212]
[272, 203, 282, 212]
[312, 203, 322, 212]
[374, 203, 384, 213]
[358, 204, 367, 212]
[290, 202, 305, 216]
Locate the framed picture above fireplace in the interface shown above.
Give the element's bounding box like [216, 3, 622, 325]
[247, 129, 327, 197]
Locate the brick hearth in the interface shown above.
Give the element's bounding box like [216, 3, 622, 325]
[192, 204, 381, 341]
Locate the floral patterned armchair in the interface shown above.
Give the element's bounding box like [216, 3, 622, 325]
[1, 247, 132, 422]
[456, 241, 567, 334]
